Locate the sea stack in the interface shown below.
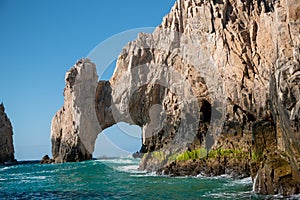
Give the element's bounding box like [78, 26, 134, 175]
[50, 0, 300, 196]
[0, 103, 15, 164]
[51, 59, 101, 163]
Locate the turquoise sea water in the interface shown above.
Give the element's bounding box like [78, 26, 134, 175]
[0, 157, 297, 199]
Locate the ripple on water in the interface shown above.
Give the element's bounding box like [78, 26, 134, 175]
[0, 167, 10, 172]
[98, 158, 139, 165]
[0, 159, 258, 199]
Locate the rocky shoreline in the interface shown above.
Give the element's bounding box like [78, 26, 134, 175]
[157, 158, 251, 179]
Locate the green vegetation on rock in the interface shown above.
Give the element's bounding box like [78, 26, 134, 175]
[175, 148, 208, 161]
[152, 151, 165, 161]
[148, 148, 251, 163]
[170, 148, 250, 161]
[251, 151, 263, 162]
[208, 148, 249, 159]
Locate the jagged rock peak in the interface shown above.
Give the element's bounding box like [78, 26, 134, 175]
[51, 58, 101, 163]
[0, 103, 15, 164]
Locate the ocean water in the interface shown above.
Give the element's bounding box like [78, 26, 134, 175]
[0, 157, 297, 199]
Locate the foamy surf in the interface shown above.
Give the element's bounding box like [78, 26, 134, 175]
[0, 167, 10, 172]
[97, 158, 139, 165]
[232, 177, 252, 184]
[130, 172, 158, 177]
[116, 165, 146, 174]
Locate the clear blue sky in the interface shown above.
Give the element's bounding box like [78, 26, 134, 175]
[0, 0, 176, 160]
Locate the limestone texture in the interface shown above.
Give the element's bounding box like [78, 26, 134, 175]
[51, 59, 100, 163]
[51, 0, 300, 195]
[0, 104, 15, 164]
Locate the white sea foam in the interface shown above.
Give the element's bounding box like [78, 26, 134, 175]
[130, 171, 157, 177]
[27, 176, 47, 180]
[219, 174, 232, 178]
[0, 167, 10, 172]
[98, 158, 137, 165]
[36, 170, 56, 174]
[117, 164, 138, 171]
[201, 174, 233, 180]
[96, 157, 145, 174]
[116, 165, 146, 174]
[203, 191, 253, 199]
[290, 194, 300, 199]
[233, 177, 252, 184]
[223, 176, 253, 188]
[196, 173, 205, 178]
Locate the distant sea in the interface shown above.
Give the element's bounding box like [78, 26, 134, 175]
[0, 157, 298, 199]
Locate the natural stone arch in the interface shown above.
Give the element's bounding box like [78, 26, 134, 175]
[49, 0, 300, 195]
[51, 57, 211, 165]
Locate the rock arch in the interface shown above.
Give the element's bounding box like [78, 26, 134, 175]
[51, 56, 208, 165]
[50, 0, 300, 195]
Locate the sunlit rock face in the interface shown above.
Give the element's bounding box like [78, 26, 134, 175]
[0, 104, 15, 164]
[51, 59, 101, 163]
[51, 0, 300, 195]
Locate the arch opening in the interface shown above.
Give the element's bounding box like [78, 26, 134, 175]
[93, 122, 142, 159]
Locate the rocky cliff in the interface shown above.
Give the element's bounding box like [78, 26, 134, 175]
[0, 104, 15, 164]
[51, 59, 101, 163]
[51, 0, 300, 196]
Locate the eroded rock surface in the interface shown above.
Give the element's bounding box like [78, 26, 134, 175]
[51, 59, 100, 163]
[51, 0, 300, 195]
[0, 104, 15, 164]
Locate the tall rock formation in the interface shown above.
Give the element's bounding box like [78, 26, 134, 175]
[51, 0, 300, 195]
[51, 59, 101, 163]
[0, 104, 15, 164]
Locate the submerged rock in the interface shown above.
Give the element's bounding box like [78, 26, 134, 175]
[50, 0, 300, 195]
[132, 152, 144, 159]
[40, 154, 54, 164]
[0, 103, 15, 164]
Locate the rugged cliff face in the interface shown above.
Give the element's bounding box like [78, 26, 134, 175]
[51, 59, 101, 163]
[0, 104, 15, 164]
[51, 0, 300, 195]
